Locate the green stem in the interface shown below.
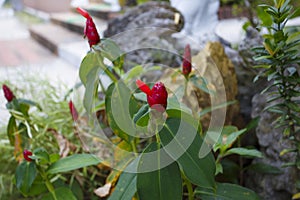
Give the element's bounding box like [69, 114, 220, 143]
[37, 165, 57, 200]
[183, 173, 194, 200]
[131, 139, 138, 154]
[96, 55, 118, 83]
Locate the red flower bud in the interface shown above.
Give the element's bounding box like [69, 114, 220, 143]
[23, 149, 33, 162]
[77, 7, 100, 47]
[69, 100, 79, 121]
[182, 44, 192, 77]
[2, 84, 15, 102]
[136, 80, 168, 112]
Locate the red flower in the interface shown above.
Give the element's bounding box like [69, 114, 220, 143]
[2, 84, 15, 102]
[136, 80, 168, 112]
[77, 7, 100, 47]
[23, 149, 33, 162]
[182, 44, 192, 77]
[69, 101, 79, 121]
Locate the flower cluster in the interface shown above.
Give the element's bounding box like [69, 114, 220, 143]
[77, 7, 100, 47]
[136, 80, 168, 112]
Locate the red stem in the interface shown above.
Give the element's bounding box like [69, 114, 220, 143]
[76, 7, 91, 19]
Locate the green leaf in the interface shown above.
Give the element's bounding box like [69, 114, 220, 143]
[108, 161, 138, 200]
[32, 148, 50, 164]
[137, 142, 182, 200]
[7, 116, 17, 146]
[105, 81, 140, 142]
[199, 101, 237, 117]
[47, 154, 101, 174]
[94, 38, 123, 63]
[195, 182, 260, 200]
[245, 163, 282, 174]
[214, 126, 246, 152]
[83, 66, 100, 114]
[42, 187, 77, 200]
[15, 161, 37, 195]
[190, 75, 213, 94]
[159, 116, 216, 188]
[79, 52, 100, 86]
[18, 99, 42, 111]
[224, 148, 263, 158]
[123, 65, 144, 81]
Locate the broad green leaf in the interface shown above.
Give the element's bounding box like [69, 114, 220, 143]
[133, 104, 149, 124]
[79, 52, 100, 86]
[159, 116, 216, 188]
[42, 187, 77, 200]
[108, 158, 139, 200]
[15, 161, 37, 195]
[47, 154, 101, 174]
[83, 66, 100, 113]
[224, 148, 263, 158]
[32, 148, 50, 164]
[94, 38, 123, 63]
[105, 81, 140, 142]
[26, 175, 48, 196]
[7, 116, 17, 145]
[123, 65, 144, 81]
[195, 182, 260, 200]
[245, 163, 282, 174]
[137, 142, 182, 200]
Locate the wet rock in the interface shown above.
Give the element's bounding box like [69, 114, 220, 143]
[104, 1, 184, 70]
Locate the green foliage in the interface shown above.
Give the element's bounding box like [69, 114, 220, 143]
[195, 182, 261, 200]
[253, 0, 300, 168]
[252, 0, 300, 197]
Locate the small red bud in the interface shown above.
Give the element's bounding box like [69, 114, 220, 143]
[182, 44, 192, 77]
[77, 7, 100, 47]
[69, 101, 79, 121]
[136, 80, 168, 112]
[2, 84, 15, 102]
[23, 149, 33, 162]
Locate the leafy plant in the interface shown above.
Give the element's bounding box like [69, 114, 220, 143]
[76, 8, 260, 200]
[252, 0, 300, 197]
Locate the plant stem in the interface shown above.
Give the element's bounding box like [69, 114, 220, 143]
[96, 55, 118, 83]
[37, 165, 57, 200]
[131, 139, 138, 154]
[182, 173, 194, 200]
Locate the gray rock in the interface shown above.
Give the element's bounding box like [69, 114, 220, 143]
[104, 1, 184, 71]
[104, 1, 184, 37]
[225, 26, 267, 123]
[245, 93, 299, 200]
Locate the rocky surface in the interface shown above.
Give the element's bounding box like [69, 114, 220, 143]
[104, 1, 184, 70]
[245, 93, 299, 200]
[225, 26, 267, 124]
[159, 42, 239, 130]
[193, 42, 239, 128]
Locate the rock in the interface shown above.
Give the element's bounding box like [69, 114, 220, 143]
[225, 26, 267, 124]
[104, 1, 184, 70]
[245, 93, 299, 200]
[159, 42, 239, 129]
[104, 1, 184, 37]
[193, 42, 239, 128]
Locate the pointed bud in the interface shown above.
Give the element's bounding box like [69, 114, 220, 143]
[136, 80, 168, 112]
[23, 149, 33, 162]
[2, 84, 15, 102]
[182, 44, 192, 77]
[77, 7, 100, 47]
[69, 101, 79, 121]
